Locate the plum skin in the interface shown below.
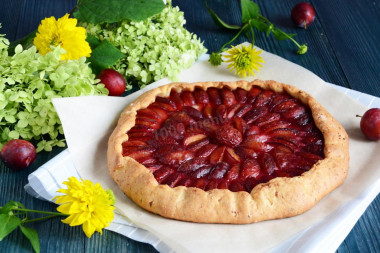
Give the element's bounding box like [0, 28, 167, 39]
[360, 108, 380, 141]
[1, 139, 37, 171]
[291, 2, 316, 28]
[97, 69, 126, 96]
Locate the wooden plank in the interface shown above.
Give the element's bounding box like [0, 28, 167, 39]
[176, 0, 352, 91]
[338, 195, 380, 252]
[0, 148, 67, 252]
[256, 1, 353, 90]
[0, 0, 378, 252]
[0, 147, 158, 252]
[311, 0, 380, 96]
[0, 0, 24, 41]
[15, 0, 77, 39]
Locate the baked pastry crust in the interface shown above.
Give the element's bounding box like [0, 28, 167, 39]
[107, 80, 349, 223]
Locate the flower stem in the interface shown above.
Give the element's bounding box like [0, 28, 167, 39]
[272, 28, 307, 54]
[68, 5, 77, 17]
[22, 214, 63, 224]
[12, 207, 67, 216]
[219, 23, 249, 52]
[258, 14, 270, 24]
[13, 212, 27, 216]
[257, 14, 303, 50]
[250, 26, 255, 45]
[276, 29, 301, 48]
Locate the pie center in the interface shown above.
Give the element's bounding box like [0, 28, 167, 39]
[122, 85, 325, 193]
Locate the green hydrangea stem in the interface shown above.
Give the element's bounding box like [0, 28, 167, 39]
[69, 5, 77, 17]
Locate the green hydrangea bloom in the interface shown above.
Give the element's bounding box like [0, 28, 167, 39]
[0, 24, 9, 66]
[209, 52, 223, 66]
[0, 33, 108, 151]
[82, 2, 207, 89]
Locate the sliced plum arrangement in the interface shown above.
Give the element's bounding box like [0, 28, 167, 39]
[122, 85, 325, 193]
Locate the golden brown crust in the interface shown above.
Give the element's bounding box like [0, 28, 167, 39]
[107, 80, 349, 223]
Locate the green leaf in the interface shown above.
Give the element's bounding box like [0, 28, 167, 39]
[241, 0, 260, 23]
[0, 214, 21, 241]
[272, 29, 296, 40]
[20, 225, 40, 253]
[0, 201, 24, 215]
[86, 34, 101, 49]
[88, 40, 125, 75]
[206, 1, 241, 30]
[72, 10, 85, 21]
[250, 19, 269, 32]
[7, 30, 37, 56]
[75, 0, 165, 24]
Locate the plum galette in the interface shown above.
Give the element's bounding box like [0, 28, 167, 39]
[107, 80, 349, 223]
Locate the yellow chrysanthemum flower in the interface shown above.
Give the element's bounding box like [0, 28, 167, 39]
[33, 14, 91, 60]
[54, 177, 115, 238]
[223, 44, 265, 78]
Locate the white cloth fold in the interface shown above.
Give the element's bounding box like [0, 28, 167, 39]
[25, 45, 380, 253]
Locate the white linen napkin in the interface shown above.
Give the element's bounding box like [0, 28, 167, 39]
[25, 45, 380, 253]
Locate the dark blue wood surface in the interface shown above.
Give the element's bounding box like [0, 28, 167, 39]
[0, 0, 379, 252]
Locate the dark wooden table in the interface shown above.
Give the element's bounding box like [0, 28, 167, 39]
[1, 0, 379, 252]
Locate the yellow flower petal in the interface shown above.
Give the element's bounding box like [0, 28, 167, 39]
[33, 14, 91, 60]
[223, 44, 264, 77]
[54, 177, 115, 238]
[83, 220, 96, 238]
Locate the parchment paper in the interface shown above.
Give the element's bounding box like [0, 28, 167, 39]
[52, 44, 380, 252]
